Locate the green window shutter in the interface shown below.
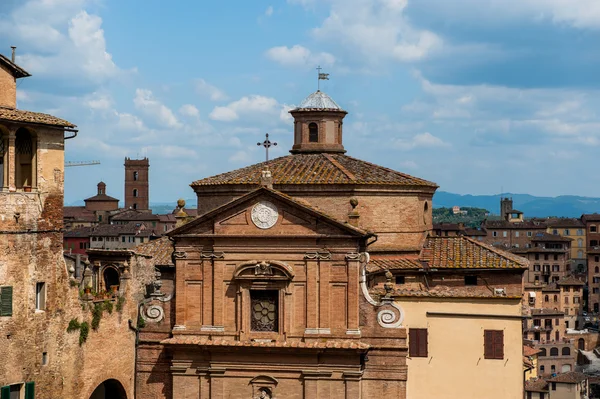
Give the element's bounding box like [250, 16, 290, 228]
[0, 287, 13, 317]
[1, 386, 10, 399]
[25, 382, 35, 399]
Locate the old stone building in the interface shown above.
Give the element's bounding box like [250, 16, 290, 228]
[124, 157, 149, 211]
[0, 51, 144, 399]
[130, 89, 527, 399]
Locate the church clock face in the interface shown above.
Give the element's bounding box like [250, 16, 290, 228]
[251, 201, 279, 229]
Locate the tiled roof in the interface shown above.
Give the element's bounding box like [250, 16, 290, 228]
[0, 107, 75, 128]
[531, 232, 572, 242]
[464, 228, 487, 236]
[484, 220, 546, 229]
[295, 90, 343, 111]
[161, 337, 369, 350]
[432, 223, 463, 231]
[524, 345, 542, 357]
[0, 54, 30, 78]
[369, 286, 522, 299]
[191, 153, 437, 187]
[420, 236, 528, 269]
[531, 308, 564, 317]
[64, 226, 92, 238]
[546, 371, 588, 384]
[111, 209, 160, 221]
[582, 214, 600, 222]
[556, 276, 585, 286]
[540, 283, 560, 292]
[525, 379, 548, 392]
[89, 222, 158, 237]
[134, 236, 173, 266]
[63, 206, 96, 221]
[84, 193, 119, 202]
[366, 256, 423, 272]
[545, 218, 585, 228]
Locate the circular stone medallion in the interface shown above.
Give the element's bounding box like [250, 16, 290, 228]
[251, 201, 279, 229]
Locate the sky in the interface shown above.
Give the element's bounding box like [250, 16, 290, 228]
[2, 0, 600, 205]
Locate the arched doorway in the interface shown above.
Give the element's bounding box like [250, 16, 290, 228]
[579, 338, 585, 350]
[90, 379, 126, 399]
[103, 267, 120, 292]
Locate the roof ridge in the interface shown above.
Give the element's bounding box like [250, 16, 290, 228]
[323, 153, 356, 181]
[338, 154, 437, 187]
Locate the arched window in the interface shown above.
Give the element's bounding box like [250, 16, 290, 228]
[133, 171, 138, 181]
[550, 347, 559, 356]
[539, 348, 546, 357]
[554, 295, 558, 302]
[15, 128, 34, 189]
[540, 365, 545, 373]
[562, 347, 570, 356]
[579, 338, 585, 350]
[133, 189, 138, 197]
[545, 295, 549, 302]
[308, 123, 318, 142]
[423, 201, 429, 224]
[133, 203, 137, 210]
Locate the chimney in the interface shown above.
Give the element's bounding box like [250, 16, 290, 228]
[11, 46, 16, 63]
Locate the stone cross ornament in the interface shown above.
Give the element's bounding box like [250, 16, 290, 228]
[257, 133, 277, 162]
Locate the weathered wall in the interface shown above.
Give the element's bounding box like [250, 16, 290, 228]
[0, 64, 16, 109]
[401, 298, 524, 399]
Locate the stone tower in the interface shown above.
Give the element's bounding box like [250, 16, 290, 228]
[501, 197, 513, 221]
[289, 90, 347, 154]
[124, 157, 149, 210]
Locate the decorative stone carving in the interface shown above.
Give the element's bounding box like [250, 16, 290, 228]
[255, 261, 273, 276]
[251, 201, 279, 229]
[173, 251, 187, 259]
[304, 251, 331, 260]
[141, 304, 165, 323]
[200, 251, 225, 259]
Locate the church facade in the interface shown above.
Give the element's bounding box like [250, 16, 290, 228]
[135, 90, 527, 398]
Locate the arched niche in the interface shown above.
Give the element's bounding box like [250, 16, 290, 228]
[89, 379, 127, 399]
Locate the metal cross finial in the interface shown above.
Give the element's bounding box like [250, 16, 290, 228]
[257, 133, 277, 162]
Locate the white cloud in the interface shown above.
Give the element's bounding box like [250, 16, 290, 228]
[299, 0, 442, 63]
[179, 104, 200, 118]
[265, 6, 274, 17]
[115, 112, 145, 132]
[265, 45, 335, 68]
[133, 89, 181, 129]
[141, 145, 196, 159]
[229, 150, 254, 163]
[392, 132, 449, 150]
[85, 92, 113, 110]
[209, 95, 281, 122]
[194, 79, 228, 101]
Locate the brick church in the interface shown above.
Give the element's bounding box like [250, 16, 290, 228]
[137, 90, 526, 399]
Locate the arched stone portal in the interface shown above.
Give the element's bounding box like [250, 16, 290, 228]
[90, 379, 127, 399]
[103, 267, 120, 291]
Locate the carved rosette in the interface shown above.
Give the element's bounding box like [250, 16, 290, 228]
[141, 304, 165, 323]
[251, 201, 279, 229]
[376, 301, 404, 329]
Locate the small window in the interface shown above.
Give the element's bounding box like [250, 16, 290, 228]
[133, 189, 138, 197]
[544, 295, 549, 302]
[308, 123, 319, 142]
[409, 328, 428, 357]
[551, 365, 556, 373]
[535, 254, 539, 260]
[133, 203, 137, 210]
[540, 365, 545, 373]
[484, 330, 504, 359]
[551, 382, 556, 391]
[553, 254, 558, 261]
[121, 236, 125, 243]
[36, 282, 46, 311]
[492, 231, 497, 237]
[98, 215, 102, 222]
[527, 231, 532, 237]
[42, 352, 48, 365]
[395, 276, 405, 285]
[502, 231, 507, 237]
[562, 347, 570, 356]
[0, 286, 13, 316]
[465, 275, 477, 286]
[515, 231, 520, 237]
[133, 171, 139, 181]
[591, 226, 597, 233]
[564, 229, 570, 236]
[250, 290, 278, 332]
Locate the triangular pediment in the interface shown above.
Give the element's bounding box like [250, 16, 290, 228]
[168, 187, 367, 238]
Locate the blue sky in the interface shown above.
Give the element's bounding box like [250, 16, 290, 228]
[2, 0, 600, 204]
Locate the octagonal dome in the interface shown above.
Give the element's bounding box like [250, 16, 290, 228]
[296, 90, 343, 111]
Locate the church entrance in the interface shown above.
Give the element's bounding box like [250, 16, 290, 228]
[89, 379, 127, 399]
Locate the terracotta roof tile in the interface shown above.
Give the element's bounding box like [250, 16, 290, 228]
[0, 54, 30, 78]
[191, 154, 437, 187]
[525, 379, 548, 392]
[134, 236, 173, 266]
[420, 236, 528, 269]
[366, 256, 423, 272]
[0, 107, 75, 128]
[531, 232, 572, 242]
[556, 276, 585, 286]
[524, 345, 542, 357]
[546, 371, 588, 384]
[161, 337, 369, 350]
[84, 193, 119, 202]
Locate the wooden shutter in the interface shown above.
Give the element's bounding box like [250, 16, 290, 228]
[409, 328, 428, 357]
[494, 330, 504, 359]
[25, 382, 34, 399]
[1, 386, 9, 399]
[0, 287, 12, 317]
[484, 330, 493, 359]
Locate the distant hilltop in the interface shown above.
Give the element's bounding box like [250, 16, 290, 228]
[433, 191, 600, 218]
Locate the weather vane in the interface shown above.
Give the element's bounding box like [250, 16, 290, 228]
[257, 133, 277, 163]
[317, 65, 329, 91]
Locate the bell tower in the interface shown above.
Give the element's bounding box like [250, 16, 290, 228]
[124, 157, 149, 210]
[289, 90, 347, 154]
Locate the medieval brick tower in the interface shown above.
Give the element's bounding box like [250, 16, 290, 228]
[124, 157, 149, 210]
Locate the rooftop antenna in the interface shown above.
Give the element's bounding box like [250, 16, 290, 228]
[11, 46, 16, 63]
[317, 65, 329, 91]
[257, 133, 277, 163]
